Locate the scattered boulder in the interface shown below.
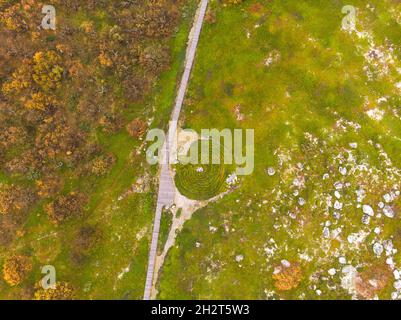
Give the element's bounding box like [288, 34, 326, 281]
[267, 167, 276, 176]
[328, 268, 336, 276]
[362, 205, 374, 217]
[235, 255, 244, 263]
[373, 242, 384, 256]
[383, 205, 395, 218]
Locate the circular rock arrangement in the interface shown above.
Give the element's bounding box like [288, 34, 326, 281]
[174, 140, 227, 200]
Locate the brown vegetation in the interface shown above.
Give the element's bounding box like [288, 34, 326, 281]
[71, 225, 101, 265]
[355, 263, 392, 299]
[0, 184, 34, 216]
[126, 118, 147, 139]
[46, 191, 88, 224]
[0, 0, 186, 298]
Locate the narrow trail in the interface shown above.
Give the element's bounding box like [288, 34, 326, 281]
[143, 0, 209, 300]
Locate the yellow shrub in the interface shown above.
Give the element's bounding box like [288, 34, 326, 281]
[98, 52, 113, 67]
[3, 255, 32, 286]
[2, 62, 31, 95]
[32, 51, 64, 91]
[34, 282, 74, 300]
[272, 263, 302, 291]
[25, 92, 56, 111]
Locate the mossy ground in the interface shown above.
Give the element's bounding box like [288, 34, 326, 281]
[158, 0, 401, 299]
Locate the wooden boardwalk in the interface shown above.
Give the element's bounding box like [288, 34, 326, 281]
[143, 0, 209, 300]
[143, 163, 174, 300]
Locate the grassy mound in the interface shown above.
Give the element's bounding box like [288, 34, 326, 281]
[174, 140, 227, 200]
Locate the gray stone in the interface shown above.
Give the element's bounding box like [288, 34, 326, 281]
[362, 205, 374, 216]
[323, 227, 330, 238]
[281, 259, 291, 268]
[361, 214, 370, 225]
[383, 205, 395, 218]
[373, 242, 384, 256]
[267, 167, 276, 176]
[394, 280, 401, 290]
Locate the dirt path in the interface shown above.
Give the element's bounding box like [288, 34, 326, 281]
[143, 0, 209, 300]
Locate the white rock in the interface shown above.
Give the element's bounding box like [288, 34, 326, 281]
[323, 227, 330, 238]
[347, 234, 356, 244]
[334, 201, 343, 210]
[298, 198, 305, 206]
[316, 289, 322, 296]
[332, 227, 342, 239]
[384, 193, 392, 203]
[273, 266, 281, 275]
[328, 268, 336, 276]
[374, 227, 381, 234]
[366, 108, 385, 121]
[394, 270, 400, 280]
[349, 142, 358, 149]
[281, 259, 291, 268]
[378, 202, 384, 209]
[356, 189, 365, 196]
[362, 214, 370, 225]
[341, 265, 358, 292]
[339, 257, 347, 264]
[226, 173, 238, 185]
[334, 191, 341, 199]
[383, 205, 395, 218]
[323, 173, 329, 180]
[362, 205, 374, 216]
[267, 167, 276, 176]
[394, 280, 401, 290]
[333, 212, 341, 220]
[342, 265, 355, 274]
[235, 255, 244, 262]
[384, 240, 394, 253]
[334, 182, 343, 190]
[373, 242, 384, 256]
[339, 167, 347, 176]
[391, 292, 398, 300]
[387, 257, 394, 267]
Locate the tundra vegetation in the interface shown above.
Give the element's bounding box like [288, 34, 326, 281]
[2, 0, 401, 300]
[157, 0, 401, 300]
[0, 0, 197, 299]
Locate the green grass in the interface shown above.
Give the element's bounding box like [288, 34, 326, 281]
[157, 0, 401, 300]
[158, 209, 173, 255]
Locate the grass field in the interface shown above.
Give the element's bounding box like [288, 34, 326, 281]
[157, 0, 401, 299]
